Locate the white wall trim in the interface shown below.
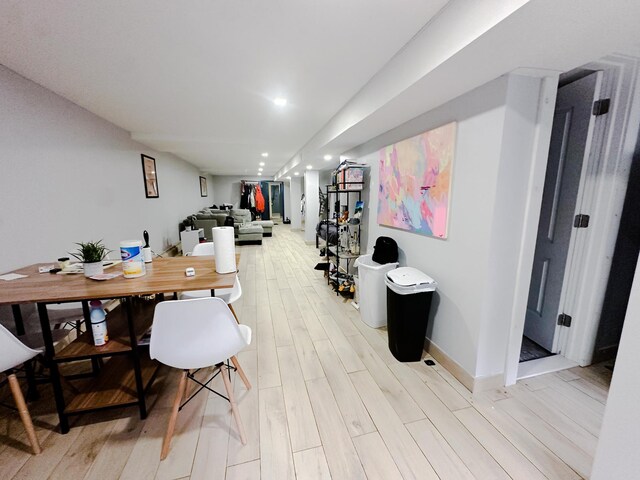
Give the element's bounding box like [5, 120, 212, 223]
[504, 54, 640, 386]
[425, 339, 474, 393]
[563, 55, 640, 365]
[503, 73, 559, 385]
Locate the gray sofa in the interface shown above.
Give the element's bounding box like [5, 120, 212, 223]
[229, 209, 274, 237]
[180, 208, 273, 242]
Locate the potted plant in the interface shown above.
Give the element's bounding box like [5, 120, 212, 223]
[70, 240, 111, 278]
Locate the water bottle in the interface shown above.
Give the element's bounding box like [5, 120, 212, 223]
[89, 300, 109, 346]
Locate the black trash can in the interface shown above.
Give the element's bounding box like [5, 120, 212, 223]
[385, 267, 437, 362]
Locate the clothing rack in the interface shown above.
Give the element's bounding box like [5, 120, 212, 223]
[240, 181, 265, 216]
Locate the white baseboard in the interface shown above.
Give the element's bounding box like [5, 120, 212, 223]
[425, 339, 475, 392]
[425, 339, 506, 393]
[473, 374, 504, 393]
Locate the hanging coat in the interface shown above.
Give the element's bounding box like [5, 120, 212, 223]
[240, 182, 250, 209]
[255, 184, 265, 213]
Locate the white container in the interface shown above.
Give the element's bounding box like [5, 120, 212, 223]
[385, 267, 437, 295]
[212, 227, 237, 274]
[120, 240, 146, 278]
[83, 261, 103, 278]
[89, 300, 109, 346]
[354, 254, 399, 328]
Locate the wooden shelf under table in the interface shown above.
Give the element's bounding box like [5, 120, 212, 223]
[55, 298, 157, 362]
[64, 352, 159, 414]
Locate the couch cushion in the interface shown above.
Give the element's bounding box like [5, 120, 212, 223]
[253, 220, 274, 228]
[195, 213, 216, 220]
[238, 224, 263, 235]
[231, 209, 252, 224]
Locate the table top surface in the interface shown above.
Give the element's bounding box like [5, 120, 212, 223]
[0, 255, 238, 305]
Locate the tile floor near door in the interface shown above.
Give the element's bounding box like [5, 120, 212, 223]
[0, 225, 611, 479]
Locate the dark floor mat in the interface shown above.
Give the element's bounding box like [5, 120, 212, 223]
[520, 336, 553, 363]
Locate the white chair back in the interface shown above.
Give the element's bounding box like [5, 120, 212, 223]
[192, 242, 214, 256]
[228, 277, 242, 304]
[0, 324, 40, 373]
[150, 297, 249, 370]
[179, 240, 241, 305]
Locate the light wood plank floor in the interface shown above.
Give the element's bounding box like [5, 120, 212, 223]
[0, 225, 612, 479]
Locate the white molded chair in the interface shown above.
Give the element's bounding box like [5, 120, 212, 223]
[179, 242, 243, 321]
[150, 297, 252, 460]
[0, 324, 42, 455]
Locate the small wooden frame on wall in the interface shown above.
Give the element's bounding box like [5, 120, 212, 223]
[141, 154, 159, 198]
[200, 176, 208, 197]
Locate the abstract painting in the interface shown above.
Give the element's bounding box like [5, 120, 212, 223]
[377, 122, 456, 238]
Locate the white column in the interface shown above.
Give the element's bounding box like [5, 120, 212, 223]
[304, 170, 319, 243]
[591, 264, 640, 479]
[289, 177, 303, 230]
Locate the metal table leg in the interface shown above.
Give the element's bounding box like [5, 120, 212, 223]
[36, 303, 69, 434]
[125, 297, 147, 420]
[81, 301, 102, 375]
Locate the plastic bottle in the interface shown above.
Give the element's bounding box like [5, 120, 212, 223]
[89, 300, 109, 346]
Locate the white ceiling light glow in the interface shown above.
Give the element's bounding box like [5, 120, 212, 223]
[306, 165, 312, 170]
[259, 161, 265, 166]
[294, 172, 299, 176]
[261, 152, 269, 157]
[258, 172, 262, 176]
[323, 155, 333, 161]
[258, 167, 263, 172]
[273, 97, 288, 107]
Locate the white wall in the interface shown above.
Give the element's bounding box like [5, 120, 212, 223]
[591, 264, 640, 478]
[0, 65, 212, 273]
[304, 171, 319, 243]
[209, 175, 266, 209]
[346, 74, 543, 378]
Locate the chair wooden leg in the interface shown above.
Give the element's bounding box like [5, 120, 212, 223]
[7, 373, 41, 455]
[221, 363, 247, 445]
[228, 304, 240, 324]
[230, 356, 251, 390]
[161, 370, 187, 460]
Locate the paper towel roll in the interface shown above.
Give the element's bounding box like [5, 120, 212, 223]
[212, 227, 237, 274]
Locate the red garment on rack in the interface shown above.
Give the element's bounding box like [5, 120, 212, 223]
[255, 184, 265, 213]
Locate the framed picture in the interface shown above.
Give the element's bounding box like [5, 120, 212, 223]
[378, 121, 456, 239]
[141, 154, 159, 198]
[199, 176, 208, 197]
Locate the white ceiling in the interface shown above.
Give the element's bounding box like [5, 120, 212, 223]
[277, 0, 640, 178]
[0, 0, 448, 176]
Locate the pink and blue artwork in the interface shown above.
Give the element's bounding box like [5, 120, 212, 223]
[377, 122, 456, 239]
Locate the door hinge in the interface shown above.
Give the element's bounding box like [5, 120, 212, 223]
[574, 214, 590, 228]
[557, 313, 572, 327]
[593, 98, 611, 116]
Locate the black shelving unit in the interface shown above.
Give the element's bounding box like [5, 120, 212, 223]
[324, 177, 364, 295]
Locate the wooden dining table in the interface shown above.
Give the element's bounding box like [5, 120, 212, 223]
[0, 255, 239, 433]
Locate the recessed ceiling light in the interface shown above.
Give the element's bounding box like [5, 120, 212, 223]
[306, 165, 312, 170]
[258, 172, 262, 176]
[261, 152, 269, 157]
[286, 176, 292, 180]
[259, 161, 265, 167]
[294, 172, 299, 176]
[273, 97, 287, 107]
[323, 155, 333, 161]
[258, 168, 263, 172]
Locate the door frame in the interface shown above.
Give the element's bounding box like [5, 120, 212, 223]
[268, 182, 283, 219]
[504, 55, 640, 385]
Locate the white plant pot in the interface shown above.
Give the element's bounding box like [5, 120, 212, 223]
[83, 262, 104, 278]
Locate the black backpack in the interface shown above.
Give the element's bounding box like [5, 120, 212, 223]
[372, 236, 398, 264]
